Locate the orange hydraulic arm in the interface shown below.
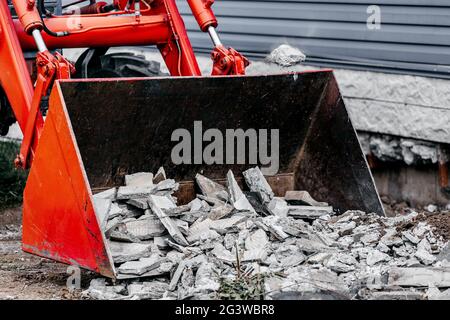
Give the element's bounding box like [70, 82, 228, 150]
[0, 0, 249, 168]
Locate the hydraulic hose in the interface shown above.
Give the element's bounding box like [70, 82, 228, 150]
[37, 0, 69, 37]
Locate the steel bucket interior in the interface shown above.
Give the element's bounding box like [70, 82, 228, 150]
[22, 71, 383, 278]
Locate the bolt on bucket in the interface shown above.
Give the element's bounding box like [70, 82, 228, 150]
[21, 70, 383, 277]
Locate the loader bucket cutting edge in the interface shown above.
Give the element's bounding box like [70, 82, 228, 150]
[22, 70, 383, 277]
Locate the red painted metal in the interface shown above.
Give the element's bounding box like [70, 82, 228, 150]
[14, 15, 171, 50]
[10, 0, 43, 33]
[16, 51, 73, 168]
[1, 0, 249, 276]
[157, 0, 201, 76]
[0, 0, 43, 159]
[211, 45, 249, 76]
[187, 0, 218, 31]
[22, 83, 115, 277]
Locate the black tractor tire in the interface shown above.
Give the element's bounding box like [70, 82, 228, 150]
[74, 49, 167, 78]
[0, 88, 16, 136]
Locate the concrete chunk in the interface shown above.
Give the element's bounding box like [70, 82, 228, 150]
[169, 261, 186, 291]
[155, 179, 179, 192]
[388, 267, 450, 287]
[125, 172, 154, 187]
[195, 173, 227, 199]
[150, 195, 176, 209]
[109, 241, 152, 263]
[245, 229, 269, 251]
[296, 238, 336, 254]
[108, 203, 123, 219]
[242, 167, 274, 204]
[93, 187, 117, 200]
[366, 249, 391, 266]
[117, 185, 155, 200]
[93, 198, 112, 231]
[118, 255, 161, 275]
[125, 215, 166, 240]
[402, 230, 420, 244]
[288, 206, 333, 219]
[127, 281, 169, 300]
[148, 195, 189, 246]
[368, 291, 423, 300]
[226, 170, 256, 214]
[162, 204, 191, 217]
[187, 215, 247, 243]
[414, 248, 436, 265]
[211, 243, 235, 264]
[127, 198, 149, 210]
[153, 167, 167, 184]
[284, 190, 328, 207]
[207, 204, 234, 220]
[268, 197, 289, 217]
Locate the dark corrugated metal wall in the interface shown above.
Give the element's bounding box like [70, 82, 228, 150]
[177, 0, 450, 78]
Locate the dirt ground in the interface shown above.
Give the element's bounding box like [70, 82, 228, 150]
[0, 207, 92, 300]
[0, 205, 449, 300]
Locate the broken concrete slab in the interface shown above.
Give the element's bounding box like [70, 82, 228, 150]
[125, 215, 166, 240]
[414, 248, 436, 266]
[127, 198, 149, 210]
[366, 249, 391, 266]
[307, 252, 332, 264]
[108, 203, 123, 220]
[169, 261, 186, 291]
[116, 185, 155, 200]
[85, 163, 450, 299]
[195, 173, 228, 199]
[257, 216, 289, 240]
[284, 190, 328, 207]
[153, 167, 167, 184]
[187, 215, 247, 243]
[207, 204, 234, 220]
[245, 229, 269, 251]
[154, 236, 170, 250]
[93, 187, 117, 200]
[118, 255, 162, 275]
[125, 172, 154, 187]
[437, 243, 450, 262]
[242, 167, 274, 204]
[148, 195, 189, 247]
[268, 197, 289, 217]
[94, 198, 112, 231]
[226, 170, 256, 214]
[360, 231, 381, 246]
[274, 245, 306, 268]
[149, 195, 176, 209]
[109, 241, 152, 263]
[245, 191, 273, 216]
[402, 230, 420, 244]
[162, 204, 191, 217]
[368, 290, 424, 300]
[288, 206, 333, 219]
[195, 261, 220, 293]
[155, 179, 179, 192]
[83, 278, 128, 300]
[296, 238, 336, 254]
[127, 281, 169, 300]
[211, 243, 236, 264]
[388, 267, 450, 287]
[426, 286, 450, 300]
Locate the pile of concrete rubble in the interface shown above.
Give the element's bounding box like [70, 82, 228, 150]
[84, 167, 450, 300]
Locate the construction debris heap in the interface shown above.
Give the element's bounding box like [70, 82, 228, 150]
[84, 167, 450, 300]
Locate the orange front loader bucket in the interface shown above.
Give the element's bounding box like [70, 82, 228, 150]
[22, 70, 383, 277]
